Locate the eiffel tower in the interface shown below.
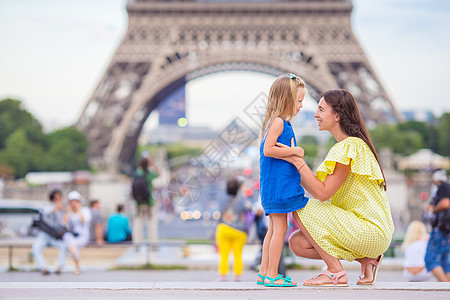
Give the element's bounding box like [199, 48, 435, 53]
[77, 0, 402, 173]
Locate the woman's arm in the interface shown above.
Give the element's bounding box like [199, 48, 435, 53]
[263, 117, 304, 158]
[277, 141, 350, 202]
[298, 159, 350, 202]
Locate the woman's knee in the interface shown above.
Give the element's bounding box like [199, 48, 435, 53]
[288, 230, 306, 256]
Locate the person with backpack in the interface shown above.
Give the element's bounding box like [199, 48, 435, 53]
[132, 155, 160, 248]
[425, 169, 450, 282]
[32, 189, 66, 275]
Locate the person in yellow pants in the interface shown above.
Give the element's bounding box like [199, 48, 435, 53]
[215, 177, 252, 282]
[216, 223, 247, 279]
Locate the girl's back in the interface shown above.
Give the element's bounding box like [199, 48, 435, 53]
[259, 118, 308, 215]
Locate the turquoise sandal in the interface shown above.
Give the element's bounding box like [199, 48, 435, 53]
[264, 275, 297, 287]
[257, 273, 265, 285]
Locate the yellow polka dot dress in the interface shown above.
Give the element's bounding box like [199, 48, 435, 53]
[297, 137, 395, 261]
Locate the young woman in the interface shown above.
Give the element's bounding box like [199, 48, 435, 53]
[279, 89, 394, 286]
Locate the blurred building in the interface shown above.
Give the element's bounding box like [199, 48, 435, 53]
[158, 86, 186, 126]
[401, 110, 435, 123]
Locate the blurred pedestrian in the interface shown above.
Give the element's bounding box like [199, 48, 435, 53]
[62, 190, 91, 274]
[89, 200, 104, 245]
[31, 189, 66, 275]
[106, 204, 132, 243]
[131, 155, 160, 247]
[424, 169, 450, 282]
[401, 220, 433, 282]
[215, 177, 251, 282]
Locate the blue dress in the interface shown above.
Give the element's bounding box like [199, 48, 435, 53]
[259, 118, 308, 215]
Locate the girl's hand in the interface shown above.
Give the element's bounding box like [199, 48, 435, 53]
[276, 138, 304, 157]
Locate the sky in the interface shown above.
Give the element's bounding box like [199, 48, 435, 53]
[0, 0, 449, 132]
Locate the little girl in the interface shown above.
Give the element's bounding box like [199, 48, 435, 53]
[401, 220, 433, 282]
[257, 74, 309, 287]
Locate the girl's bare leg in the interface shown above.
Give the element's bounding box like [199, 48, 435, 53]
[264, 213, 296, 285]
[256, 213, 273, 283]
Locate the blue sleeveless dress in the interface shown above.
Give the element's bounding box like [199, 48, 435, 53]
[259, 118, 308, 215]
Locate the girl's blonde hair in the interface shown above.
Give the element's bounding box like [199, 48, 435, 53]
[260, 74, 306, 140]
[401, 220, 427, 250]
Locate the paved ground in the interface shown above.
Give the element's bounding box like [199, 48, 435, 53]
[1, 243, 449, 299]
[1, 280, 449, 300]
[1, 268, 448, 300]
[0, 268, 406, 282]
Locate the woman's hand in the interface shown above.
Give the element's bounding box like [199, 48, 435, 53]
[277, 138, 304, 157]
[276, 137, 351, 202]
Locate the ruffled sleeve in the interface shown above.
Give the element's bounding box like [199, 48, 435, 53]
[316, 137, 384, 186]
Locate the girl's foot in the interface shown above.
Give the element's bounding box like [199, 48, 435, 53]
[256, 273, 265, 285]
[303, 270, 348, 286]
[264, 274, 297, 286]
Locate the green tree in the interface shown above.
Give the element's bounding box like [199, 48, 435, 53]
[0, 99, 46, 149]
[45, 127, 89, 171]
[397, 120, 437, 151]
[0, 129, 45, 177]
[370, 124, 424, 156]
[437, 113, 450, 156]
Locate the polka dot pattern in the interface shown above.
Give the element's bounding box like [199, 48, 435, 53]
[297, 137, 395, 261]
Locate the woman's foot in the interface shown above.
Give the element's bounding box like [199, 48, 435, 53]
[303, 269, 348, 286]
[357, 254, 383, 285]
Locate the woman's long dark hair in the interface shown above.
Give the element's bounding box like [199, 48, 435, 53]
[322, 89, 387, 190]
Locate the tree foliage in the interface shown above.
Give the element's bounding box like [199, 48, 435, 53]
[0, 99, 46, 149]
[370, 124, 424, 156]
[437, 113, 450, 156]
[0, 98, 90, 177]
[369, 115, 450, 157]
[45, 127, 89, 171]
[0, 129, 45, 177]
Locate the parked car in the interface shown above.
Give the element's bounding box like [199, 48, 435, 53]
[0, 199, 47, 238]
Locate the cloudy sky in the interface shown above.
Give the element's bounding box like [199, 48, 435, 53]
[0, 0, 449, 131]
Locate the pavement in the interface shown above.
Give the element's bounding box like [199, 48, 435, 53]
[1, 242, 449, 299]
[1, 281, 449, 300]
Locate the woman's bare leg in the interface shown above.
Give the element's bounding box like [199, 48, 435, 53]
[289, 213, 321, 259]
[294, 214, 347, 284]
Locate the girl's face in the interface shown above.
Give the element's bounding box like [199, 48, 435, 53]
[314, 97, 339, 131]
[294, 88, 305, 116]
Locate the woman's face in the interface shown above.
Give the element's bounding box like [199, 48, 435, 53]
[69, 199, 80, 210]
[314, 97, 339, 131]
